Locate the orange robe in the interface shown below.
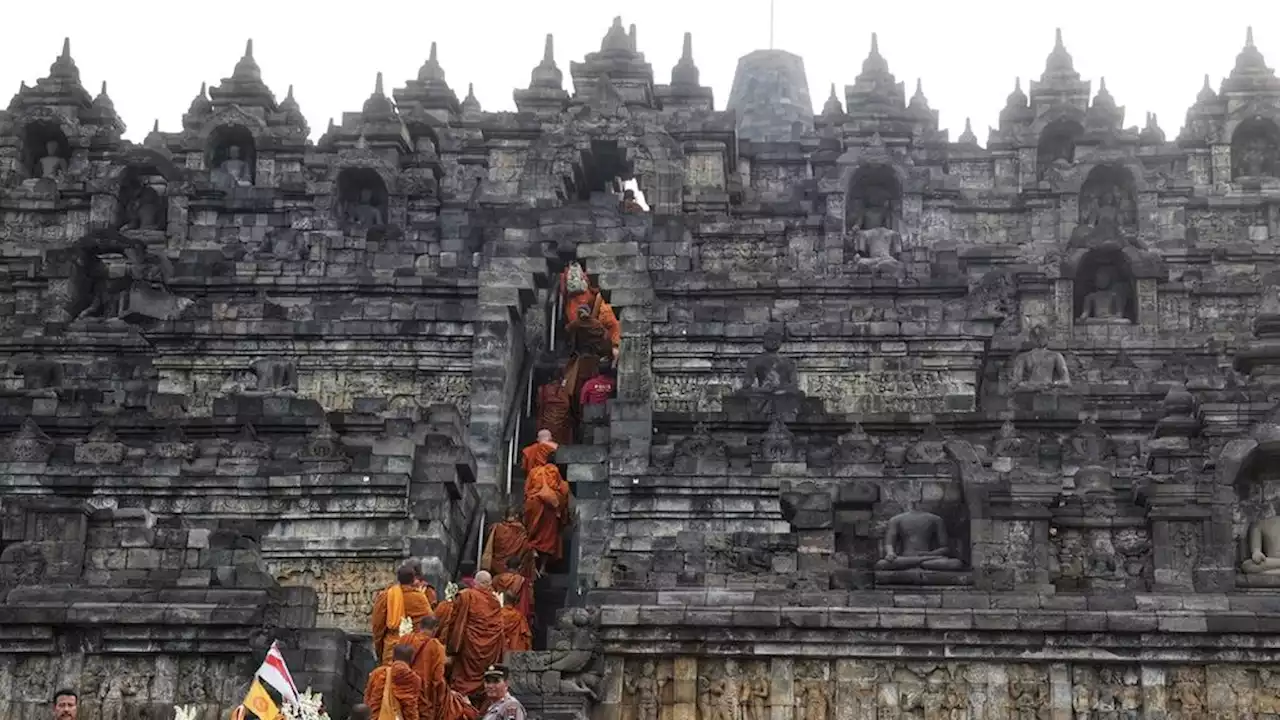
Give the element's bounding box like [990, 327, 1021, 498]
[536, 380, 575, 445]
[443, 587, 506, 695]
[521, 441, 556, 473]
[371, 584, 433, 664]
[433, 599, 455, 640]
[500, 605, 533, 652]
[404, 632, 448, 720]
[524, 463, 571, 560]
[481, 519, 533, 577]
[493, 571, 533, 621]
[364, 661, 423, 720]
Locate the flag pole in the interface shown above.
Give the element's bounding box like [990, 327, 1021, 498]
[769, 0, 775, 50]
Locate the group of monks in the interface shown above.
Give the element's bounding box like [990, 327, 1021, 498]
[364, 561, 534, 720]
[537, 262, 621, 446]
[361, 262, 608, 720]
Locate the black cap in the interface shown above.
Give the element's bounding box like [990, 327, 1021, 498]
[483, 664, 508, 679]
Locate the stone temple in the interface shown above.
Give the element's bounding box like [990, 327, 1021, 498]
[5, 16, 1280, 719]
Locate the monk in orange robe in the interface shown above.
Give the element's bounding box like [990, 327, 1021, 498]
[433, 582, 460, 641]
[371, 564, 434, 664]
[481, 509, 533, 578]
[523, 435, 572, 565]
[403, 616, 480, 720]
[365, 644, 423, 720]
[499, 592, 533, 652]
[443, 571, 506, 695]
[563, 299, 621, 399]
[536, 371, 575, 445]
[492, 556, 534, 622]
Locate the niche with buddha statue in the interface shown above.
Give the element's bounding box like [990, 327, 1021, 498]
[844, 163, 905, 277]
[115, 165, 170, 234]
[1231, 116, 1280, 180]
[22, 120, 70, 182]
[206, 124, 256, 190]
[1072, 248, 1136, 325]
[1036, 118, 1083, 182]
[336, 167, 389, 228]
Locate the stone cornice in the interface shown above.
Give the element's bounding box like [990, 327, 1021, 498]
[593, 599, 1280, 662]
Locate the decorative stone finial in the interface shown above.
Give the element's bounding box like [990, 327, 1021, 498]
[61, 37, 71, 59]
[187, 81, 212, 116]
[530, 33, 563, 90]
[671, 31, 700, 86]
[461, 82, 482, 114]
[1197, 73, 1217, 103]
[1247, 26, 1255, 48]
[152, 119, 159, 133]
[362, 72, 395, 116]
[908, 78, 930, 113]
[629, 23, 637, 52]
[232, 38, 262, 82]
[602, 16, 631, 53]
[958, 117, 978, 145]
[1043, 27, 1077, 78]
[822, 83, 843, 116]
[418, 42, 447, 83]
[859, 32, 891, 77]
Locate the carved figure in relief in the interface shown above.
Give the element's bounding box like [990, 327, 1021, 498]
[795, 681, 827, 720]
[741, 326, 798, 392]
[220, 145, 252, 187]
[1011, 326, 1070, 389]
[1241, 515, 1280, 574]
[626, 661, 660, 720]
[875, 509, 964, 571]
[1077, 268, 1130, 324]
[38, 140, 68, 179]
[738, 671, 768, 720]
[698, 677, 738, 720]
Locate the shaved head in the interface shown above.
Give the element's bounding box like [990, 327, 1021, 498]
[537, 429, 552, 443]
[393, 643, 414, 663]
[474, 570, 493, 588]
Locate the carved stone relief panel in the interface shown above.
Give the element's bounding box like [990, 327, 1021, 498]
[269, 558, 396, 632]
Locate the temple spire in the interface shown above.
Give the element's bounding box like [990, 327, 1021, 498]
[245, 38, 254, 58]
[61, 37, 71, 60]
[543, 33, 555, 64]
[1247, 26, 1255, 47]
[958, 117, 977, 145]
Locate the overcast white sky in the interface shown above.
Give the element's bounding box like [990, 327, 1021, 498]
[1, 0, 1275, 145]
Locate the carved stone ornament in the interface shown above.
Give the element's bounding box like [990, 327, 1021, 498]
[905, 423, 948, 464]
[760, 416, 796, 461]
[74, 421, 126, 465]
[228, 423, 272, 459]
[1, 417, 54, 463]
[836, 422, 882, 463]
[675, 423, 726, 463]
[296, 420, 350, 464]
[151, 425, 198, 460]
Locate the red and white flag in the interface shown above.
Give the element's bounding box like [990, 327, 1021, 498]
[255, 641, 299, 704]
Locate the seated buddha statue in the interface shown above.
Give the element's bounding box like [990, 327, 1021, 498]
[1241, 515, 1280, 575]
[874, 509, 965, 572]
